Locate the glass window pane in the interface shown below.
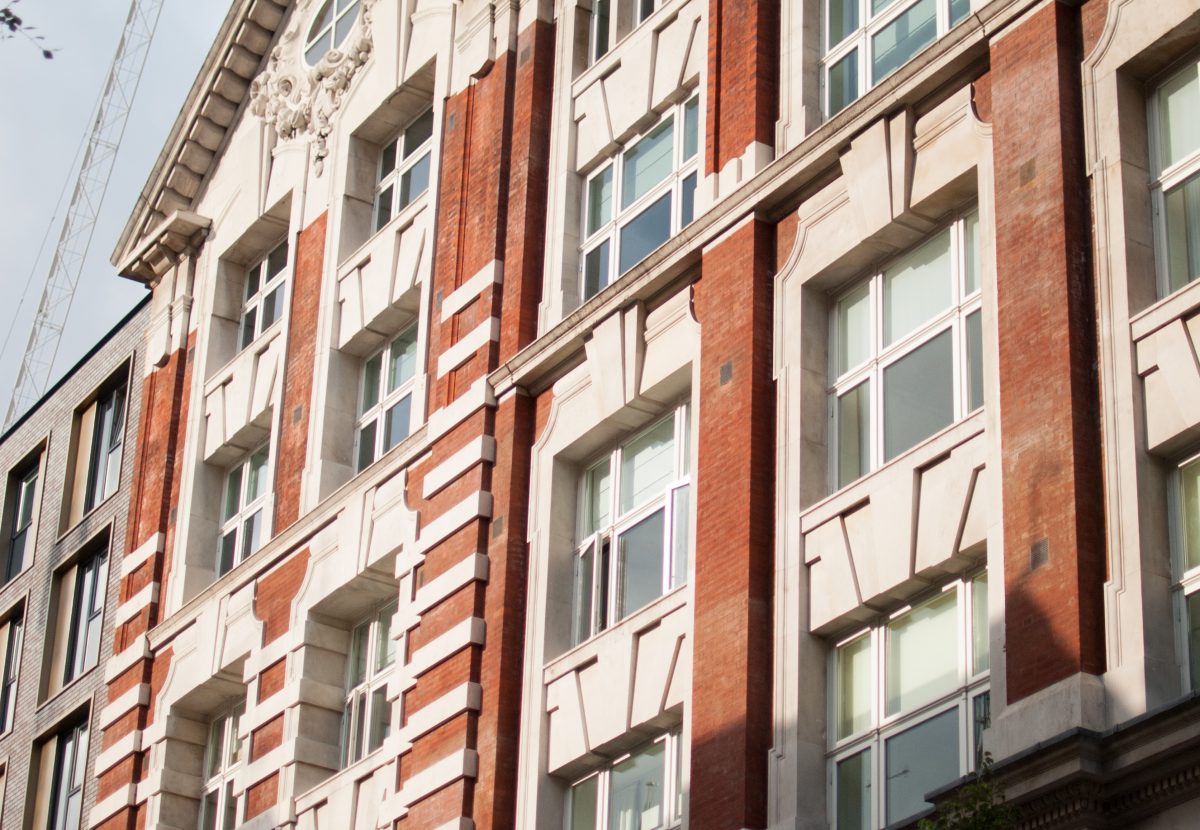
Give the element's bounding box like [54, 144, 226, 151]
[245, 264, 261, 299]
[972, 691, 991, 768]
[587, 167, 614, 236]
[972, 572, 989, 676]
[368, 687, 391, 751]
[388, 328, 419, 391]
[827, 0, 859, 47]
[334, 4, 358, 43]
[966, 310, 984, 412]
[609, 741, 665, 830]
[681, 172, 697, 227]
[884, 230, 951, 345]
[671, 484, 690, 589]
[383, 395, 413, 450]
[836, 748, 871, 830]
[1165, 172, 1200, 294]
[622, 118, 675, 209]
[885, 708, 960, 825]
[963, 211, 980, 294]
[205, 716, 225, 780]
[404, 110, 435, 157]
[267, 242, 289, 279]
[309, 0, 334, 41]
[361, 354, 382, 413]
[349, 623, 368, 687]
[1187, 460, 1200, 574]
[228, 706, 244, 767]
[305, 29, 333, 64]
[399, 153, 431, 208]
[380, 139, 398, 178]
[218, 530, 238, 577]
[261, 286, 282, 330]
[573, 543, 595, 645]
[620, 417, 675, 514]
[221, 781, 238, 830]
[949, 0, 970, 26]
[591, 0, 610, 62]
[1159, 63, 1200, 170]
[201, 790, 219, 830]
[871, 0, 896, 14]
[619, 192, 673, 274]
[885, 589, 958, 715]
[240, 510, 263, 561]
[618, 509, 666, 620]
[571, 775, 599, 830]
[1186, 593, 1200, 691]
[584, 241, 611, 300]
[247, 448, 269, 503]
[837, 381, 870, 489]
[684, 98, 699, 160]
[836, 634, 872, 739]
[638, 0, 655, 22]
[828, 49, 859, 116]
[837, 282, 872, 374]
[223, 466, 243, 521]
[883, 328, 953, 461]
[583, 459, 612, 538]
[239, 307, 257, 350]
[375, 602, 397, 671]
[871, 0, 937, 84]
[375, 186, 394, 231]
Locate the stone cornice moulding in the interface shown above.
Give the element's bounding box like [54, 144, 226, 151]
[249, 0, 378, 176]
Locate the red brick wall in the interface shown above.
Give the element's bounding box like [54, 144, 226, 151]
[258, 658, 286, 701]
[254, 548, 311, 646]
[690, 218, 775, 830]
[991, 0, 1106, 703]
[245, 774, 279, 820]
[274, 212, 328, 532]
[705, 0, 779, 176]
[428, 51, 512, 412]
[497, 20, 555, 361]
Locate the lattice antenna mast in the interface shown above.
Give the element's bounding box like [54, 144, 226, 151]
[5, 0, 166, 427]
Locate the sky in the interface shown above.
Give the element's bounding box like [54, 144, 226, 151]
[0, 0, 230, 419]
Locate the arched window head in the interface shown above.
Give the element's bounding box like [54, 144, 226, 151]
[305, 0, 360, 65]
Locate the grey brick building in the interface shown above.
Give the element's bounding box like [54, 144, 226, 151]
[0, 297, 148, 829]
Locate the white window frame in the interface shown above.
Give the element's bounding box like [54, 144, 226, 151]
[340, 599, 398, 767]
[373, 108, 435, 233]
[828, 211, 983, 492]
[1148, 55, 1200, 298]
[820, 0, 971, 118]
[6, 459, 39, 582]
[1170, 453, 1200, 693]
[579, 94, 701, 302]
[304, 0, 361, 65]
[47, 720, 87, 830]
[0, 614, 22, 735]
[354, 325, 419, 473]
[566, 730, 685, 830]
[238, 239, 289, 352]
[217, 446, 271, 578]
[571, 403, 691, 647]
[199, 700, 245, 830]
[84, 381, 127, 513]
[827, 573, 990, 829]
[587, 0, 670, 66]
[63, 546, 108, 685]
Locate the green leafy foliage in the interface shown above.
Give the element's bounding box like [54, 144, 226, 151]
[918, 755, 1019, 830]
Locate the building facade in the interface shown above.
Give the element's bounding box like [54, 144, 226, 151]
[17, 0, 1198, 828]
[0, 298, 148, 830]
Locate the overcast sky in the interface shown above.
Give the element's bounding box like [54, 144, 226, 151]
[0, 0, 230, 419]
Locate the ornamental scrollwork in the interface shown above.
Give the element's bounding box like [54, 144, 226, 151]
[249, 0, 377, 176]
